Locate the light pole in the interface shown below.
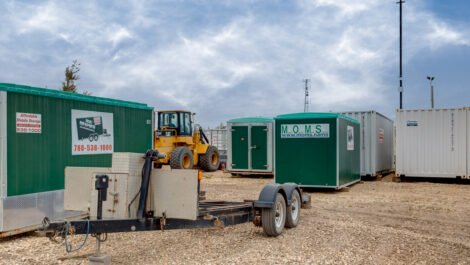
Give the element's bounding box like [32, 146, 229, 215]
[427, 76, 435, 109]
[397, 0, 405, 109]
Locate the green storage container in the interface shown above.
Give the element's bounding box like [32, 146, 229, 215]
[227, 117, 273, 174]
[274, 113, 360, 189]
[0, 83, 153, 233]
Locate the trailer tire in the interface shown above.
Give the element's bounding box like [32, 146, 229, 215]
[199, 146, 220, 172]
[89, 135, 94, 142]
[170, 147, 194, 169]
[94, 134, 99, 141]
[285, 190, 301, 228]
[261, 193, 286, 237]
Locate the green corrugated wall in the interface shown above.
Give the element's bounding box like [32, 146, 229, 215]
[7, 92, 153, 196]
[275, 113, 360, 188]
[275, 118, 337, 186]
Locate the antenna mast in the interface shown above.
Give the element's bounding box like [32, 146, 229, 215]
[303, 79, 310, 112]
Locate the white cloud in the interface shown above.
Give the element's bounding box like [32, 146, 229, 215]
[108, 26, 133, 47]
[313, 0, 379, 16]
[0, 0, 468, 126]
[427, 21, 468, 48]
[16, 2, 60, 34]
[404, 4, 470, 52]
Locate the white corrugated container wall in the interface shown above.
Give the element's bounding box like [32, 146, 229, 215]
[0, 91, 6, 231]
[396, 108, 467, 178]
[206, 128, 228, 164]
[393, 125, 396, 170]
[341, 111, 394, 176]
[468, 107, 470, 178]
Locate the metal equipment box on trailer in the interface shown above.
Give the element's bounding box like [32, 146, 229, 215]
[226, 117, 274, 175]
[0, 83, 153, 236]
[396, 108, 468, 179]
[340, 111, 394, 177]
[274, 113, 360, 189]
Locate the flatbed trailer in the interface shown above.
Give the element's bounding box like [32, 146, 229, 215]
[44, 200, 265, 235]
[40, 150, 310, 261]
[42, 188, 309, 236]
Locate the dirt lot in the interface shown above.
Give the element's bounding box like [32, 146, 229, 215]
[1, 172, 469, 265]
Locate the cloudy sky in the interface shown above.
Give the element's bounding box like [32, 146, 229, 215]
[0, 0, 469, 126]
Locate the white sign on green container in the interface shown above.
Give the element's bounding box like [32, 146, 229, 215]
[71, 109, 114, 155]
[16, 112, 41, 133]
[280, 124, 329, 138]
[347, 125, 354, 150]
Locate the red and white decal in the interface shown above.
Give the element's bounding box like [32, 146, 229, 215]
[16, 112, 42, 133]
[378, 128, 384, 144]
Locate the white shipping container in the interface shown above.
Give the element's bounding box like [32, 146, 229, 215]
[396, 108, 467, 178]
[0, 91, 6, 232]
[206, 128, 228, 164]
[468, 108, 470, 178]
[393, 125, 396, 170]
[341, 111, 394, 177]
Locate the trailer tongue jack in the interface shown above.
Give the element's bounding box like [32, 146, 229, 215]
[41, 150, 311, 262]
[89, 175, 110, 264]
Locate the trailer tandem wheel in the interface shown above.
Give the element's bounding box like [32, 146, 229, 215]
[285, 189, 300, 228]
[261, 193, 286, 236]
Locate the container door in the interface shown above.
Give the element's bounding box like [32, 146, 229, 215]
[251, 126, 268, 170]
[231, 126, 248, 169]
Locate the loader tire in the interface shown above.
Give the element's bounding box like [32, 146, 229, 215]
[170, 147, 194, 169]
[199, 146, 220, 172]
[261, 193, 286, 237]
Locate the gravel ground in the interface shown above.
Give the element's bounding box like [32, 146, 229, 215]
[1, 172, 469, 264]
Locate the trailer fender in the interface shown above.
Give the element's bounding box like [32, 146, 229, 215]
[254, 183, 287, 209]
[280, 183, 302, 206]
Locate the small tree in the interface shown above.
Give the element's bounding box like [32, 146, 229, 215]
[62, 60, 80, 93]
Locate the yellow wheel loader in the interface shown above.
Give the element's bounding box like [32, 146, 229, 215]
[154, 110, 220, 171]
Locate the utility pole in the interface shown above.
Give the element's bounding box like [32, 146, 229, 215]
[427, 76, 435, 108]
[303, 79, 310, 112]
[397, 0, 405, 109]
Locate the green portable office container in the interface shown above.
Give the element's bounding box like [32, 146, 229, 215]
[227, 117, 273, 174]
[274, 113, 360, 189]
[0, 83, 153, 234]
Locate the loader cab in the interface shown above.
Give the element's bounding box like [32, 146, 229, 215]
[157, 110, 193, 137]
